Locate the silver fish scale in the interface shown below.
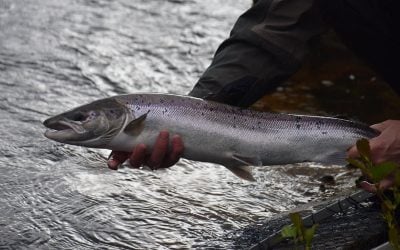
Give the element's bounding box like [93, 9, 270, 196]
[117, 93, 374, 136]
[113, 93, 377, 167]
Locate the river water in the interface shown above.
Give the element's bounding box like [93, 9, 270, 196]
[0, 0, 359, 249]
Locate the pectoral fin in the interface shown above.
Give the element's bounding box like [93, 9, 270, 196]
[224, 154, 262, 181]
[124, 112, 148, 136]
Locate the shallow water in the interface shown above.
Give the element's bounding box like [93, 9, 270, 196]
[0, 0, 360, 249]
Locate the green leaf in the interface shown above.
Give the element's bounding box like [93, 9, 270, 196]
[356, 139, 371, 160]
[369, 162, 398, 182]
[388, 227, 399, 247]
[281, 225, 297, 239]
[289, 213, 304, 236]
[395, 171, 400, 187]
[346, 158, 367, 171]
[304, 224, 318, 246]
[383, 200, 396, 211]
[394, 192, 400, 206]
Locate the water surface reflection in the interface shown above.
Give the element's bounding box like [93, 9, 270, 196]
[0, 0, 371, 248]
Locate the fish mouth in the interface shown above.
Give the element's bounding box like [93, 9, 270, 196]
[44, 119, 70, 130]
[43, 118, 87, 141]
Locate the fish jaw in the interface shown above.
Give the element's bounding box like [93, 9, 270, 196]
[43, 117, 95, 146]
[43, 115, 87, 140]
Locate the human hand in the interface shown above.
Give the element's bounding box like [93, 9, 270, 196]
[347, 120, 400, 192]
[107, 131, 184, 170]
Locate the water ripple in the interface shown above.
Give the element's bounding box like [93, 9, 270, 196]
[0, 0, 360, 248]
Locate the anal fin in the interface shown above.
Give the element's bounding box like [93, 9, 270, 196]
[315, 151, 347, 166]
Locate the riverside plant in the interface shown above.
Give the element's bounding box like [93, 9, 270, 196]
[347, 139, 400, 249]
[280, 138, 400, 249]
[280, 213, 318, 250]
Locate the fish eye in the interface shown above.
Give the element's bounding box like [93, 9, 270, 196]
[88, 111, 98, 118]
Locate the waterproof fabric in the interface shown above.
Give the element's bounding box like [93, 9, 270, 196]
[189, 0, 399, 107]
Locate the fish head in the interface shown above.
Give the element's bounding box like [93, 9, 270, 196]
[43, 98, 128, 147]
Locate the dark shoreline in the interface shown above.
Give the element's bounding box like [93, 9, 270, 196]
[253, 31, 400, 124]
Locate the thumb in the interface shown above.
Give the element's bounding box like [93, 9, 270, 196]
[370, 121, 390, 132]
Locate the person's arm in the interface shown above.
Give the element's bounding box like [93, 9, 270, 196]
[190, 0, 326, 107]
[108, 0, 327, 169]
[347, 120, 400, 192]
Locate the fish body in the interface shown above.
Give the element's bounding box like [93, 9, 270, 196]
[43, 93, 378, 180]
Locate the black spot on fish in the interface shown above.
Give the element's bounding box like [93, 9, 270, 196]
[209, 107, 214, 111]
[233, 125, 237, 128]
[296, 124, 301, 129]
[201, 112, 204, 116]
[322, 131, 327, 135]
